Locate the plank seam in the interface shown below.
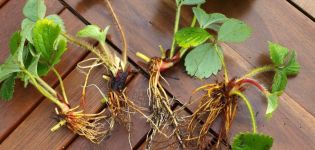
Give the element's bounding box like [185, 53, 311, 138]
[56, 0, 234, 147]
[287, 0, 315, 22]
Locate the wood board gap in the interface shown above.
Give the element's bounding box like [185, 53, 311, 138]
[287, 0, 315, 22]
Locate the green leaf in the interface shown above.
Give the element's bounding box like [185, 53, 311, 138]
[46, 15, 66, 32]
[21, 18, 35, 44]
[37, 63, 51, 76]
[232, 132, 273, 150]
[9, 32, 22, 55]
[0, 58, 21, 82]
[218, 19, 251, 43]
[265, 92, 280, 118]
[271, 70, 287, 93]
[185, 43, 222, 79]
[175, 27, 212, 48]
[193, 7, 227, 29]
[0, 74, 16, 101]
[180, 0, 205, 5]
[28, 54, 41, 76]
[23, 0, 46, 21]
[283, 51, 300, 76]
[268, 42, 289, 66]
[33, 19, 62, 64]
[77, 25, 109, 44]
[51, 38, 67, 65]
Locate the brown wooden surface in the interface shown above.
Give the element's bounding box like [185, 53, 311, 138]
[0, 0, 314, 149]
[290, 0, 315, 17]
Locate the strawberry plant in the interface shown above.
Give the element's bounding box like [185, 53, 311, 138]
[0, 0, 109, 144]
[185, 42, 300, 149]
[135, 0, 251, 148]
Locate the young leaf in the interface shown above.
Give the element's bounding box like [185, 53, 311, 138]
[9, 32, 22, 55]
[0, 74, 16, 101]
[23, 0, 46, 22]
[185, 43, 222, 79]
[265, 92, 280, 118]
[77, 25, 109, 44]
[33, 19, 61, 63]
[51, 38, 67, 65]
[21, 18, 35, 44]
[268, 42, 289, 66]
[180, 0, 205, 5]
[46, 15, 66, 32]
[283, 51, 300, 76]
[271, 70, 287, 93]
[232, 132, 273, 150]
[175, 27, 212, 48]
[218, 19, 251, 43]
[193, 7, 227, 29]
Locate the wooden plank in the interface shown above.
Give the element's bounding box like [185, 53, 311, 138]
[0, 0, 8, 7]
[203, 0, 315, 115]
[64, 0, 315, 149]
[290, 0, 315, 18]
[67, 74, 151, 150]
[0, 0, 68, 142]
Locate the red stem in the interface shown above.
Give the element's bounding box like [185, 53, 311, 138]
[160, 52, 181, 72]
[237, 78, 268, 94]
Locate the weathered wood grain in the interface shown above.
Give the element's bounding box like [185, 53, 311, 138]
[64, 0, 315, 149]
[290, 0, 315, 18]
[0, 0, 68, 142]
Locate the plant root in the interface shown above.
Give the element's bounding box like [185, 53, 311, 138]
[145, 58, 186, 149]
[52, 105, 113, 144]
[186, 79, 238, 149]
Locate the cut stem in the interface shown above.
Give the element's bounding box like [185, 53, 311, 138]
[104, 0, 128, 70]
[136, 52, 151, 63]
[231, 90, 257, 133]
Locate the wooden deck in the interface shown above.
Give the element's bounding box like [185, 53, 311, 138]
[0, 0, 314, 149]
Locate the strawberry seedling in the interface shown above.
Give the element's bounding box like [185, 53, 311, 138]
[185, 42, 300, 149]
[0, 0, 109, 144]
[136, 0, 251, 148]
